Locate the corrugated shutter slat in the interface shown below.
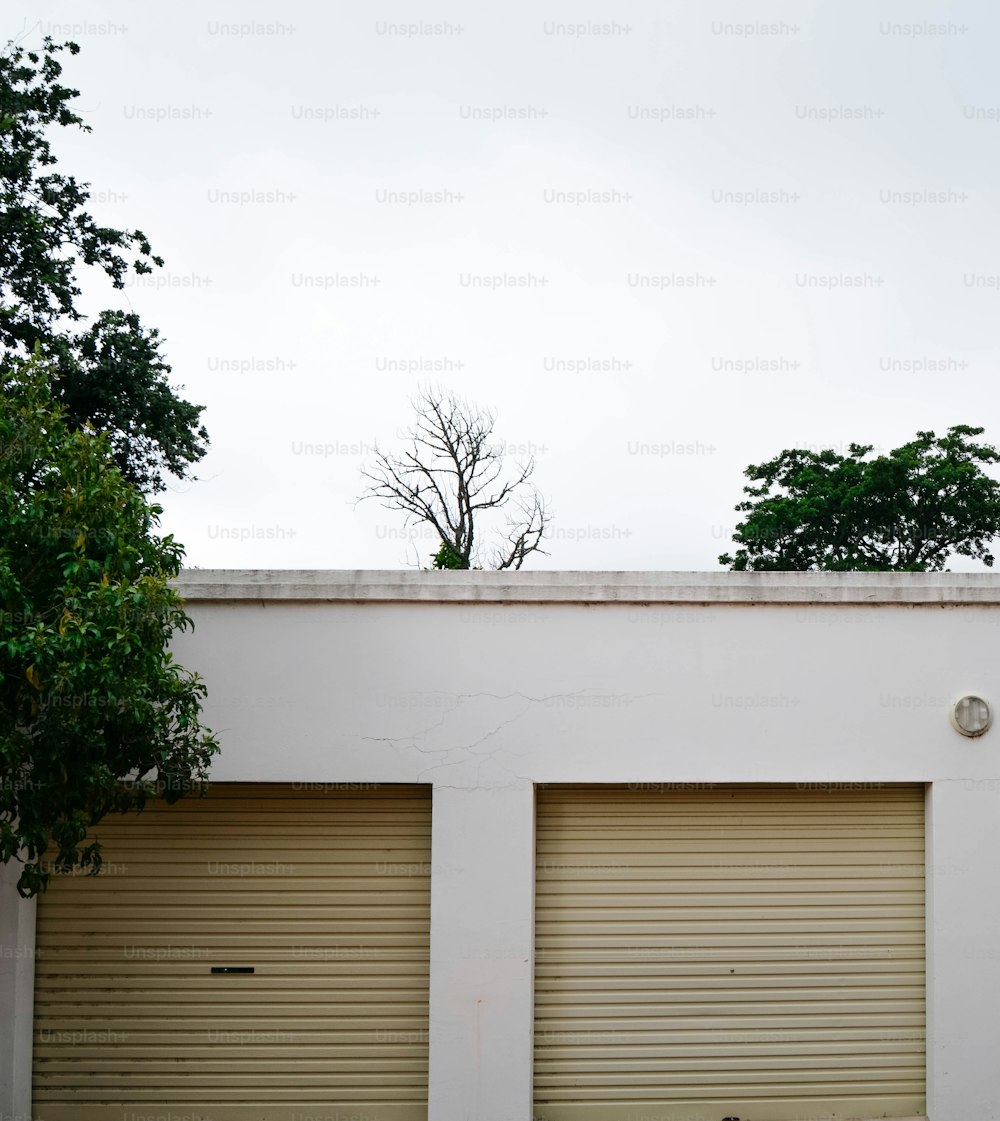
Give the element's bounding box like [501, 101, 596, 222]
[534, 784, 925, 1121]
[32, 783, 431, 1121]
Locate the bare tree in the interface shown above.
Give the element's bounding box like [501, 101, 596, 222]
[360, 386, 550, 570]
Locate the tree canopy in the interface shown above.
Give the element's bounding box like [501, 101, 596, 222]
[719, 425, 1000, 571]
[0, 357, 218, 896]
[0, 36, 208, 492]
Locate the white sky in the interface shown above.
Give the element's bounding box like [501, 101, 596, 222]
[11, 1, 1000, 570]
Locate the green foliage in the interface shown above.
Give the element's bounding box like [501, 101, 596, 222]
[0, 36, 207, 492]
[719, 426, 1000, 571]
[0, 357, 219, 896]
[431, 541, 468, 569]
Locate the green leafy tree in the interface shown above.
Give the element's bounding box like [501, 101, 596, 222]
[0, 36, 207, 492]
[719, 425, 1000, 571]
[0, 357, 218, 896]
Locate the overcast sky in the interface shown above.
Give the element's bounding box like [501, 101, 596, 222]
[11, 1, 999, 570]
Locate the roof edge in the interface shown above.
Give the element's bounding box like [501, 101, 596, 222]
[170, 569, 1000, 605]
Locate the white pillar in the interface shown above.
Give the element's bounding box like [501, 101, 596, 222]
[0, 861, 36, 1121]
[926, 780, 1000, 1119]
[427, 783, 536, 1121]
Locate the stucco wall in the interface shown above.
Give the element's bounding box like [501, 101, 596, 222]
[5, 571, 1000, 1120]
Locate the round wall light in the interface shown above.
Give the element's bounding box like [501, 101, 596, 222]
[950, 695, 992, 738]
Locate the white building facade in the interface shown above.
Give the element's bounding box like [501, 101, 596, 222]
[3, 569, 1000, 1121]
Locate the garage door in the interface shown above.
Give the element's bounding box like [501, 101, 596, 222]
[534, 784, 925, 1121]
[32, 783, 431, 1121]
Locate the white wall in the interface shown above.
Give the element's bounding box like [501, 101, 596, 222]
[0, 858, 36, 1121]
[6, 571, 1000, 1120]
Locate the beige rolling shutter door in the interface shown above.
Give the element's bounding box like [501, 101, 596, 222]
[33, 783, 431, 1121]
[535, 784, 925, 1121]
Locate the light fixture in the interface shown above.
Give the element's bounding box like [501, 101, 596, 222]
[950, 695, 992, 738]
